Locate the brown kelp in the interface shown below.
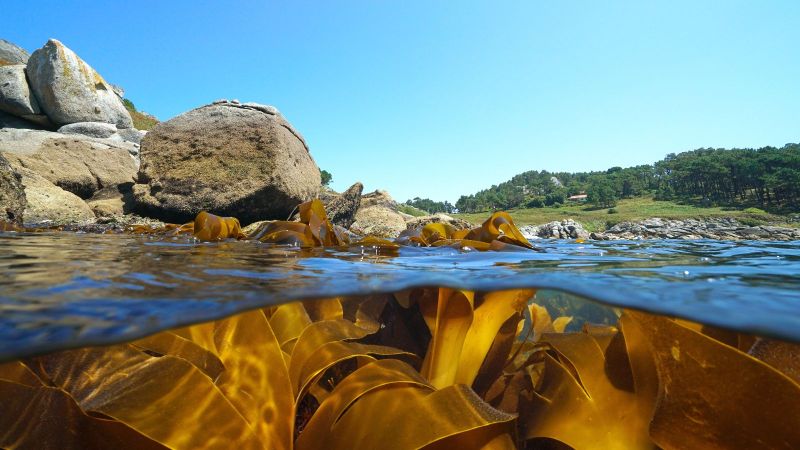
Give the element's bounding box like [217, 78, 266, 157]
[1, 203, 799, 449]
[2, 291, 799, 449]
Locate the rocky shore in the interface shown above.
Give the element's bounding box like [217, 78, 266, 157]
[0, 37, 471, 237]
[589, 217, 800, 241]
[1, 37, 798, 242]
[518, 217, 800, 241]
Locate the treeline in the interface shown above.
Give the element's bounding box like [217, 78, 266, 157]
[404, 197, 455, 214]
[454, 143, 800, 212]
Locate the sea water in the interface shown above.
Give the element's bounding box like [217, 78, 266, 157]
[1, 231, 799, 360]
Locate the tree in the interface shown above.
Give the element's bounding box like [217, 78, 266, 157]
[320, 169, 333, 186]
[587, 178, 618, 208]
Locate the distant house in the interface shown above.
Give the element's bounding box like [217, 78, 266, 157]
[568, 194, 588, 202]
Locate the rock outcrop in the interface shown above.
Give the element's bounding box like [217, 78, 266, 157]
[0, 39, 28, 66]
[26, 39, 132, 128]
[590, 217, 800, 241]
[520, 219, 589, 240]
[133, 101, 320, 224]
[0, 65, 50, 126]
[0, 152, 26, 224]
[323, 182, 363, 228]
[0, 128, 137, 199]
[350, 190, 407, 238]
[0, 110, 39, 130]
[57, 121, 118, 139]
[12, 165, 95, 224]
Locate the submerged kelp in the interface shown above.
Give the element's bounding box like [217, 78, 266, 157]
[2, 202, 800, 448]
[2, 291, 799, 449]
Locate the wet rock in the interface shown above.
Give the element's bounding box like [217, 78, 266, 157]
[405, 213, 474, 231]
[0, 39, 29, 66]
[132, 102, 320, 224]
[323, 182, 363, 228]
[57, 121, 118, 139]
[0, 64, 51, 127]
[26, 39, 132, 128]
[0, 152, 26, 224]
[0, 128, 138, 200]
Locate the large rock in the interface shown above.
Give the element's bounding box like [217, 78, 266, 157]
[0, 110, 42, 129]
[26, 39, 133, 128]
[350, 190, 407, 238]
[0, 128, 138, 199]
[0, 65, 50, 126]
[116, 127, 146, 145]
[133, 102, 320, 224]
[58, 121, 118, 139]
[520, 219, 589, 240]
[323, 182, 363, 228]
[0, 153, 26, 224]
[12, 165, 95, 224]
[0, 39, 28, 66]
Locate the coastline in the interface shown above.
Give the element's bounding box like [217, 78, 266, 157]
[519, 216, 800, 241]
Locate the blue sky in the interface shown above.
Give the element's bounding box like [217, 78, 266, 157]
[5, 1, 799, 203]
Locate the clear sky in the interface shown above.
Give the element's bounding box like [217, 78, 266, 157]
[5, 1, 799, 203]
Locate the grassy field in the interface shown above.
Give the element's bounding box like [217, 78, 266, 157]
[453, 196, 797, 232]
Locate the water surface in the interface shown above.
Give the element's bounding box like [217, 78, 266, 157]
[1, 231, 799, 361]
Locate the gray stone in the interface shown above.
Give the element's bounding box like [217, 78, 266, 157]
[132, 102, 320, 224]
[589, 217, 800, 241]
[0, 39, 29, 66]
[241, 102, 278, 115]
[0, 64, 51, 127]
[116, 127, 146, 145]
[58, 121, 118, 139]
[0, 152, 26, 224]
[323, 182, 363, 228]
[110, 83, 125, 98]
[26, 39, 133, 128]
[520, 219, 589, 240]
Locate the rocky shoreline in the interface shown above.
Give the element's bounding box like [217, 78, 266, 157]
[1, 38, 799, 243]
[520, 217, 800, 242]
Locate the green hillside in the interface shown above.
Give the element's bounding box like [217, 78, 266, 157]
[454, 144, 800, 215]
